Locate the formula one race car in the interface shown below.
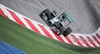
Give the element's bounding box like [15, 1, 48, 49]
[39, 9, 73, 37]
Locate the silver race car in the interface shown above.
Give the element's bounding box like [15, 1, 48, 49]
[39, 9, 72, 37]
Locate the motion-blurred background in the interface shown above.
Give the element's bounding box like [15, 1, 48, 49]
[0, 0, 100, 33]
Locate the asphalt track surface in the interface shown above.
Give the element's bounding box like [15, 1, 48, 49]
[0, 0, 99, 34]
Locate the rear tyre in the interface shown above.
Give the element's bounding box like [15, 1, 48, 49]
[40, 12, 48, 21]
[53, 10, 58, 16]
[43, 9, 51, 15]
[40, 9, 51, 21]
[62, 27, 72, 37]
[51, 26, 60, 35]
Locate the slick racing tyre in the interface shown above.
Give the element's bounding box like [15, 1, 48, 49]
[39, 12, 48, 21]
[51, 26, 60, 35]
[59, 26, 66, 35]
[43, 9, 51, 15]
[62, 27, 72, 37]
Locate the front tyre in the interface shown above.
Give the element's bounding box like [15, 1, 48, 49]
[62, 27, 72, 37]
